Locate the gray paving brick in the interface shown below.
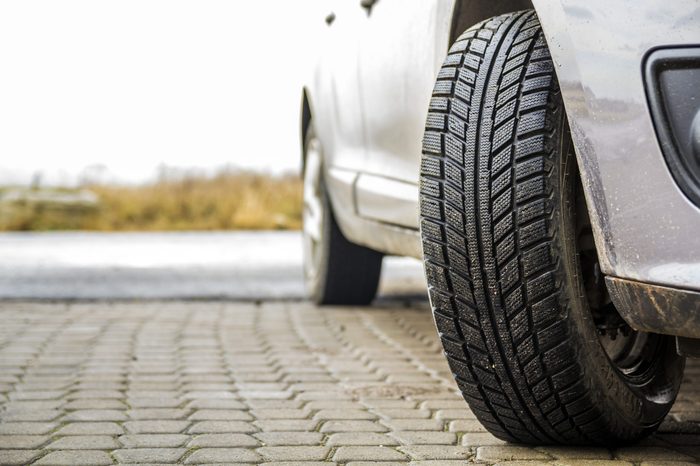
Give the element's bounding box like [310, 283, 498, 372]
[0, 435, 48, 449]
[314, 410, 377, 420]
[320, 420, 389, 433]
[188, 420, 257, 433]
[45, 435, 120, 450]
[185, 399, 247, 410]
[475, 446, 552, 462]
[551, 461, 632, 466]
[536, 446, 613, 460]
[118, 434, 190, 448]
[373, 408, 431, 419]
[333, 446, 407, 461]
[0, 409, 62, 422]
[259, 462, 335, 466]
[253, 420, 319, 432]
[254, 432, 323, 446]
[345, 462, 406, 466]
[64, 409, 128, 421]
[461, 432, 508, 446]
[0, 422, 56, 435]
[63, 399, 127, 410]
[128, 397, 182, 408]
[381, 419, 443, 431]
[8, 391, 65, 401]
[54, 422, 124, 435]
[184, 447, 262, 463]
[127, 409, 190, 420]
[257, 446, 330, 461]
[188, 433, 260, 447]
[251, 409, 310, 420]
[0, 449, 42, 465]
[34, 450, 114, 465]
[399, 445, 473, 460]
[391, 430, 457, 445]
[124, 420, 191, 434]
[189, 409, 254, 421]
[112, 448, 187, 463]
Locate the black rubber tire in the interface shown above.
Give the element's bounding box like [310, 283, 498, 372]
[303, 127, 383, 306]
[419, 11, 684, 445]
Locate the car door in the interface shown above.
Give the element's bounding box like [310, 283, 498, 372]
[313, 0, 368, 211]
[354, 0, 455, 228]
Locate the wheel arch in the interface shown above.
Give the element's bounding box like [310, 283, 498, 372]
[449, 0, 535, 45]
[300, 88, 313, 173]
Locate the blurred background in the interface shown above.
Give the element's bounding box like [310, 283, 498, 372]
[0, 0, 320, 231]
[0, 0, 425, 300]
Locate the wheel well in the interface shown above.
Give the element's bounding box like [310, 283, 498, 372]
[300, 88, 312, 172]
[449, 0, 534, 44]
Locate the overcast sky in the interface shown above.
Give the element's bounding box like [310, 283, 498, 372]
[0, 0, 323, 185]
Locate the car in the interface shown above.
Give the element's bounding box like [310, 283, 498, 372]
[299, 0, 700, 445]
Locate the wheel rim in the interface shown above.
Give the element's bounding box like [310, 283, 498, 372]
[302, 136, 324, 283]
[575, 179, 662, 385]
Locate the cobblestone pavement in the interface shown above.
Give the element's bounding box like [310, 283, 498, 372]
[1, 301, 700, 465]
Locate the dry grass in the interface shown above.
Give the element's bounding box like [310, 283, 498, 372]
[0, 171, 302, 231]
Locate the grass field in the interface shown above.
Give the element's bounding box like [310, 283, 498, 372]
[0, 171, 302, 231]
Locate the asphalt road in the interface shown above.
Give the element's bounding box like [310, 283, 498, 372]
[0, 231, 427, 300]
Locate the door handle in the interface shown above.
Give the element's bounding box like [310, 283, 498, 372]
[360, 0, 378, 15]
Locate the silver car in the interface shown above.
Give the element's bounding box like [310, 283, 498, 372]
[300, 0, 700, 444]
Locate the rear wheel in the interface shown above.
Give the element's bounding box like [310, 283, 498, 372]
[303, 124, 383, 305]
[419, 11, 684, 444]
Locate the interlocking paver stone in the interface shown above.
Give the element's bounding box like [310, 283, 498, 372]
[0, 422, 56, 435]
[189, 409, 252, 421]
[45, 435, 120, 450]
[257, 446, 330, 461]
[34, 449, 114, 465]
[254, 420, 318, 432]
[188, 433, 260, 447]
[476, 445, 552, 462]
[188, 420, 256, 433]
[333, 446, 408, 461]
[2, 301, 700, 465]
[112, 447, 187, 463]
[64, 409, 128, 421]
[391, 430, 457, 445]
[326, 432, 400, 446]
[54, 422, 124, 435]
[124, 421, 191, 434]
[184, 447, 262, 463]
[254, 432, 323, 446]
[399, 445, 473, 460]
[320, 420, 389, 433]
[0, 435, 48, 449]
[0, 449, 42, 465]
[118, 434, 190, 448]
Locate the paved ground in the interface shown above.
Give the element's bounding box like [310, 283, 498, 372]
[2, 300, 700, 465]
[0, 232, 426, 300]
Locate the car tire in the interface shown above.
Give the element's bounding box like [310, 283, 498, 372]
[303, 124, 383, 305]
[419, 11, 684, 444]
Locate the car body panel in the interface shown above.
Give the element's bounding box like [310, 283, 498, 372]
[355, 173, 419, 228]
[533, 0, 700, 291]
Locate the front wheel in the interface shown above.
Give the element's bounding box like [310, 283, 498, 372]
[302, 124, 383, 305]
[419, 11, 684, 445]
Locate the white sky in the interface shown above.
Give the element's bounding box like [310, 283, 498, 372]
[0, 0, 323, 185]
